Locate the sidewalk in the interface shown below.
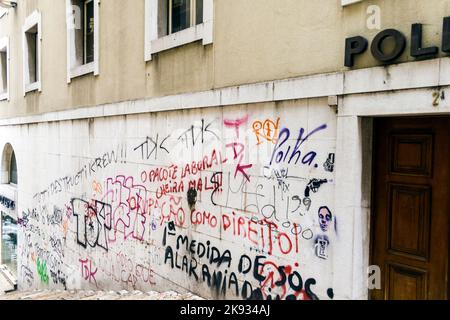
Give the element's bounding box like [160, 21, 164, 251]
[0, 265, 16, 294]
[0, 289, 205, 300]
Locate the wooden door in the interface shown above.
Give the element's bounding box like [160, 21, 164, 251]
[371, 117, 450, 300]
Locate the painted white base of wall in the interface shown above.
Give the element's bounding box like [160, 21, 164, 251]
[0, 99, 340, 300]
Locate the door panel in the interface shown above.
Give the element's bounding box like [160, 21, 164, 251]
[386, 263, 428, 300]
[371, 117, 450, 300]
[388, 183, 431, 260]
[390, 134, 433, 176]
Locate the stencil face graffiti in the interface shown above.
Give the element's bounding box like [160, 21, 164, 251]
[315, 235, 330, 260]
[318, 207, 333, 232]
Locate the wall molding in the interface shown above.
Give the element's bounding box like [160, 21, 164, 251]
[1, 57, 450, 126]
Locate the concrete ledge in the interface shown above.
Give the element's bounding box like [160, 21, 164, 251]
[1, 57, 450, 126]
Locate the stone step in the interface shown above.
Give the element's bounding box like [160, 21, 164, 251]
[0, 266, 16, 294]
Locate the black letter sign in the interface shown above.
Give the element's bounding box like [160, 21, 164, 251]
[371, 29, 406, 63]
[411, 23, 438, 58]
[344, 36, 368, 67]
[443, 17, 450, 53]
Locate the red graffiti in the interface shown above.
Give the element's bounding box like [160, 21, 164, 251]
[142, 164, 178, 184]
[224, 115, 249, 138]
[80, 258, 98, 288]
[153, 195, 186, 227]
[180, 149, 227, 178]
[140, 149, 227, 200]
[257, 260, 312, 300]
[222, 214, 300, 256]
[189, 209, 302, 257]
[224, 116, 253, 182]
[190, 210, 219, 229]
[226, 143, 253, 182]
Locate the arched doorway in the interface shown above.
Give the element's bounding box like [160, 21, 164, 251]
[0, 143, 18, 278]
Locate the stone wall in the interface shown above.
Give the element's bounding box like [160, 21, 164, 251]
[0, 98, 339, 300]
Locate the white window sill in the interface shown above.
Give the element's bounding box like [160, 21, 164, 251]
[342, 0, 363, 6]
[147, 23, 208, 59]
[24, 82, 41, 94]
[0, 92, 8, 101]
[69, 62, 95, 80]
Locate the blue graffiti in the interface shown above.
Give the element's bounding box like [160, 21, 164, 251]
[270, 124, 327, 168]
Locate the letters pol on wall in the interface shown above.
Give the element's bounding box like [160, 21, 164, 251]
[345, 17, 450, 67]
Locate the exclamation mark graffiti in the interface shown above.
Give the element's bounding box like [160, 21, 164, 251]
[120, 144, 127, 164]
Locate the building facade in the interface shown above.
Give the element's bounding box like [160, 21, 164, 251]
[0, 0, 449, 300]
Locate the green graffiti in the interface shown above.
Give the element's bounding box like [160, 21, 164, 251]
[36, 258, 49, 285]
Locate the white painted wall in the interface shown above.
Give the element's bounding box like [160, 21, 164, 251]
[0, 98, 340, 300]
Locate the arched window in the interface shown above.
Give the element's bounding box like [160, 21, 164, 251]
[1, 143, 17, 185]
[9, 151, 17, 185]
[0, 143, 18, 279]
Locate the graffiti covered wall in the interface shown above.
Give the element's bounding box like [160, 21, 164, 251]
[1, 98, 339, 300]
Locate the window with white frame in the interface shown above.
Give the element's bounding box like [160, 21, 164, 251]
[169, 0, 203, 34]
[0, 37, 9, 102]
[22, 10, 42, 95]
[66, 0, 99, 82]
[145, 0, 213, 61]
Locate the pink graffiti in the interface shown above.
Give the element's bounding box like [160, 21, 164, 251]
[65, 204, 73, 218]
[224, 116, 253, 182]
[226, 142, 253, 182]
[224, 115, 249, 138]
[103, 175, 149, 243]
[100, 251, 156, 290]
[153, 195, 186, 227]
[80, 258, 98, 288]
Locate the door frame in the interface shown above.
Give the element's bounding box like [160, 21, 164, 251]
[333, 86, 450, 300]
[368, 116, 450, 300]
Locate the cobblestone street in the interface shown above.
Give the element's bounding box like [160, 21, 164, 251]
[0, 289, 204, 300]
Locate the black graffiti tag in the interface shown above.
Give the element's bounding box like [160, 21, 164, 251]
[72, 198, 112, 252]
